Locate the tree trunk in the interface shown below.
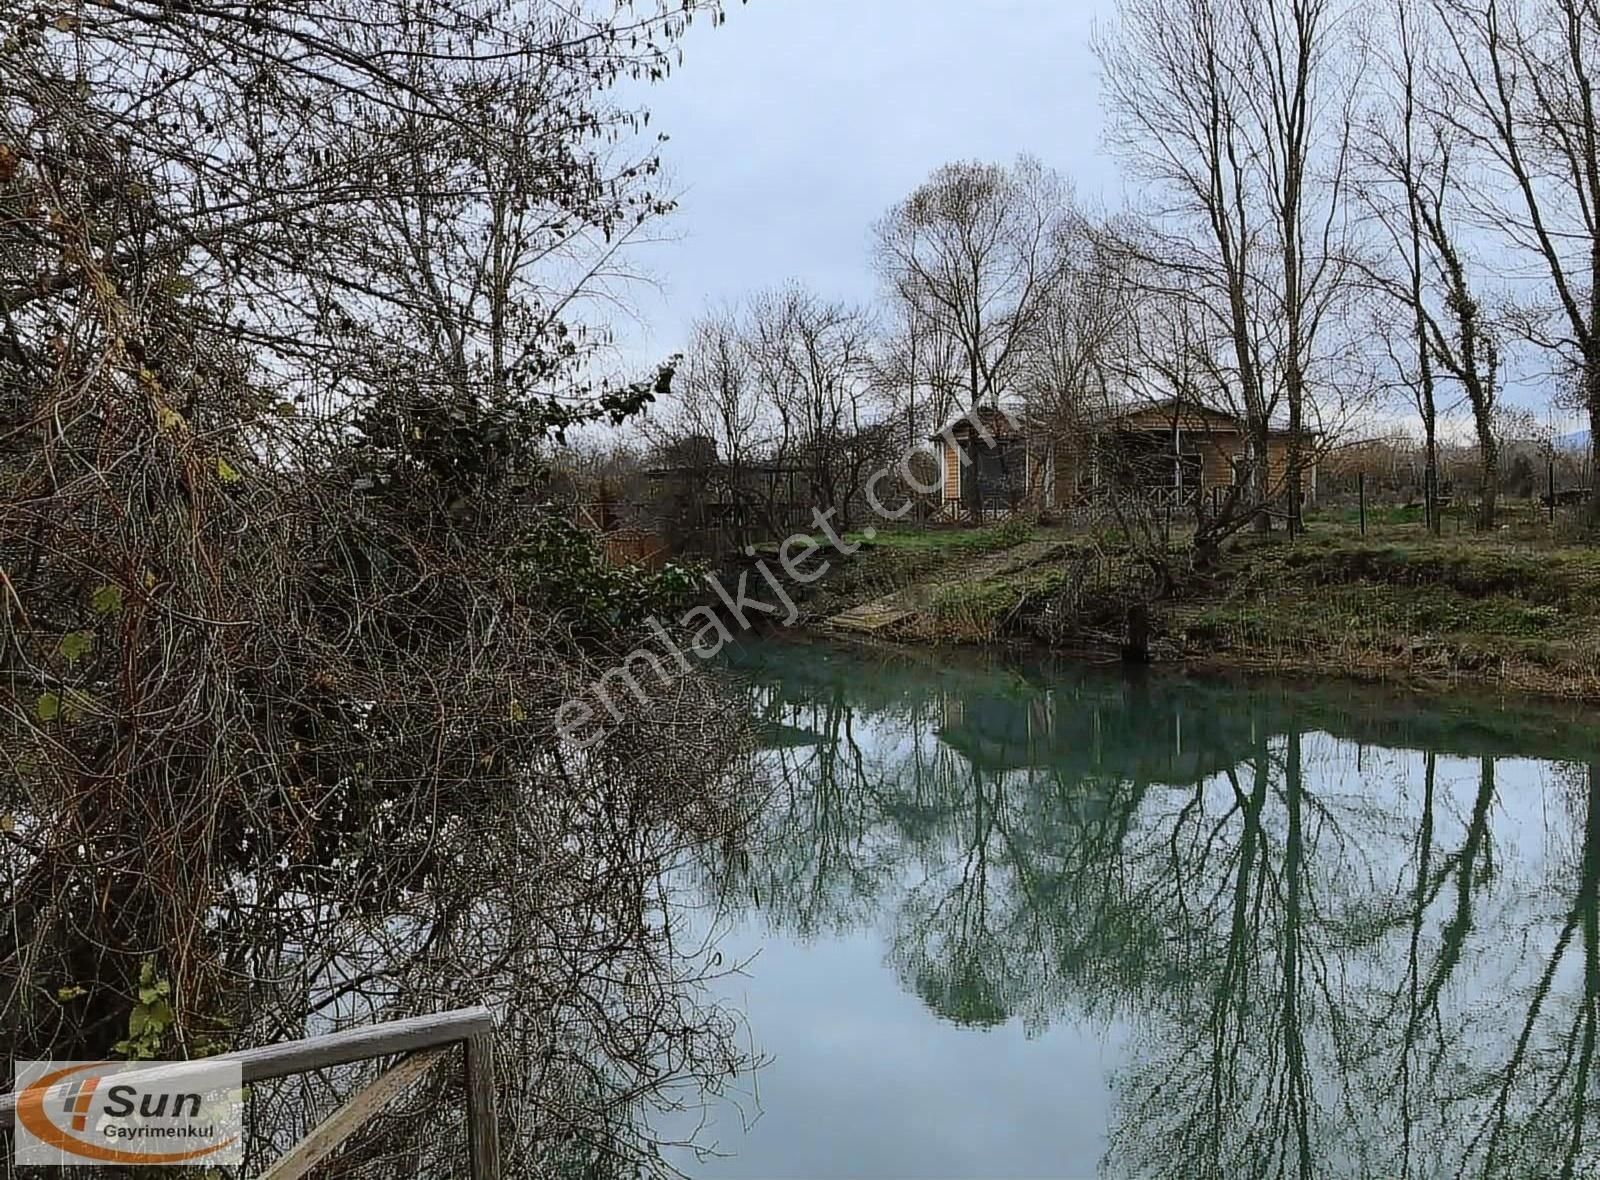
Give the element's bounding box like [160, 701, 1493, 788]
[1252, 422, 1272, 534]
[1478, 438, 1498, 532]
[1424, 420, 1440, 537]
[1589, 355, 1600, 528]
[1472, 407, 1498, 531]
[1286, 374, 1304, 537]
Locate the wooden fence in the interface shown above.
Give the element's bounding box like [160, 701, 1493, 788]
[1, 1006, 500, 1179]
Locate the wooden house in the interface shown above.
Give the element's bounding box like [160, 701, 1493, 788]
[934, 398, 1316, 522]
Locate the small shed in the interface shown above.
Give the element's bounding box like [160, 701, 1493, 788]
[932, 405, 1060, 523]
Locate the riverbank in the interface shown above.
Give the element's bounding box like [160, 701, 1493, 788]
[790, 516, 1600, 702]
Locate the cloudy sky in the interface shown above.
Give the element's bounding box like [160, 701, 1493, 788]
[604, 0, 1582, 439]
[614, 0, 1117, 369]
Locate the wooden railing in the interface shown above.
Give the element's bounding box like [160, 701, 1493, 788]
[1, 1006, 500, 1179]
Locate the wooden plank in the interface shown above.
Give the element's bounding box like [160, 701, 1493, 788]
[257, 1046, 451, 1180]
[463, 1032, 501, 1180]
[1, 1007, 494, 1129]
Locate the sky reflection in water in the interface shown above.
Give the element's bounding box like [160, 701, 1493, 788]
[671, 639, 1597, 1180]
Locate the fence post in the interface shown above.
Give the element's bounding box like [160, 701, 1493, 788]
[465, 1032, 501, 1180]
[1549, 456, 1556, 525]
[1358, 472, 1366, 537]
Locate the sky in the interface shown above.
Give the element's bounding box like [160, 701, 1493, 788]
[613, 0, 1118, 371]
[605, 0, 1585, 443]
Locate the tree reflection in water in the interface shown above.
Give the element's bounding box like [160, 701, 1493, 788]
[708, 638, 1600, 1179]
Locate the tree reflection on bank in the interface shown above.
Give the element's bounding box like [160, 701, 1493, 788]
[711, 638, 1600, 1178]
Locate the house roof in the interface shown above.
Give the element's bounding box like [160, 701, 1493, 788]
[1093, 397, 1306, 437]
[933, 397, 1305, 442]
[929, 402, 1028, 441]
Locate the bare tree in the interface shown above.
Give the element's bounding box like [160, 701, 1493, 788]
[1021, 215, 1138, 496]
[1243, 0, 1362, 533]
[1098, 0, 1362, 534]
[874, 299, 965, 452]
[657, 306, 772, 533]
[1360, 0, 1507, 529]
[1098, 0, 1279, 530]
[755, 284, 883, 529]
[1433, 0, 1600, 521]
[874, 158, 1066, 513]
[1359, 0, 1447, 532]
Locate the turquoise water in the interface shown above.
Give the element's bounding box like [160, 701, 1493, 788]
[667, 639, 1600, 1179]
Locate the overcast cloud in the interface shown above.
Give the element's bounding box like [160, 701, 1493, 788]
[607, 0, 1583, 440]
[615, 0, 1116, 368]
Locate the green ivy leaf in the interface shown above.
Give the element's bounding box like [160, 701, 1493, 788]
[216, 457, 241, 483]
[59, 630, 94, 664]
[35, 692, 60, 722]
[91, 584, 123, 615]
[57, 985, 86, 1002]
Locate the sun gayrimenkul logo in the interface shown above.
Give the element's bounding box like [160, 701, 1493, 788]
[12, 1059, 244, 1168]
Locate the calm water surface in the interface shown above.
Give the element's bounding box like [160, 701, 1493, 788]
[671, 638, 1600, 1180]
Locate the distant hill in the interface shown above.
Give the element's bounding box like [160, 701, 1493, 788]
[1555, 430, 1591, 453]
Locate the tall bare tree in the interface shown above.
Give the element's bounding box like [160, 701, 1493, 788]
[1099, 0, 1361, 534]
[875, 164, 1064, 398]
[1433, 0, 1600, 521]
[1022, 215, 1138, 483]
[1361, 0, 1506, 529]
[1098, 0, 1278, 529]
[1242, 0, 1361, 533]
[1360, 0, 1447, 532]
[754, 284, 883, 528]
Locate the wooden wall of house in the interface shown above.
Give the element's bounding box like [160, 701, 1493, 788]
[1191, 436, 1315, 500]
[942, 441, 961, 502]
[1197, 440, 1238, 491]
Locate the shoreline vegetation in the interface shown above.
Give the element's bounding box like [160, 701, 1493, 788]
[769, 507, 1600, 704]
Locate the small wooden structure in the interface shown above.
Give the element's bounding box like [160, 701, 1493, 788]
[1, 1007, 500, 1179]
[645, 460, 819, 552]
[932, 405, 1055, 523]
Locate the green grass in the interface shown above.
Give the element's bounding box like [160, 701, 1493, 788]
[847, 518, 1037, 554]
[1172, 527, 1600, 695]
[928, 566, 1068, 623]
[783, 520, 1042, 622]
[796, 507, 1600, 697]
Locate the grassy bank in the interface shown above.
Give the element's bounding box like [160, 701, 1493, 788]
[780, 518, 1039, 618]
[801, 512, 1600, 701]
[1170, 532, 1600, 698]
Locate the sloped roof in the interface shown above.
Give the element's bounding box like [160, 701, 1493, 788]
[931, 396, 1307, 442]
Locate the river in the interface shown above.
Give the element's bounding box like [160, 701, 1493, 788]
[666, 636, 1600, 1179]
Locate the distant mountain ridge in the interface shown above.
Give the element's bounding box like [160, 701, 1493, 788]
[1556, 430, 1591, 452]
